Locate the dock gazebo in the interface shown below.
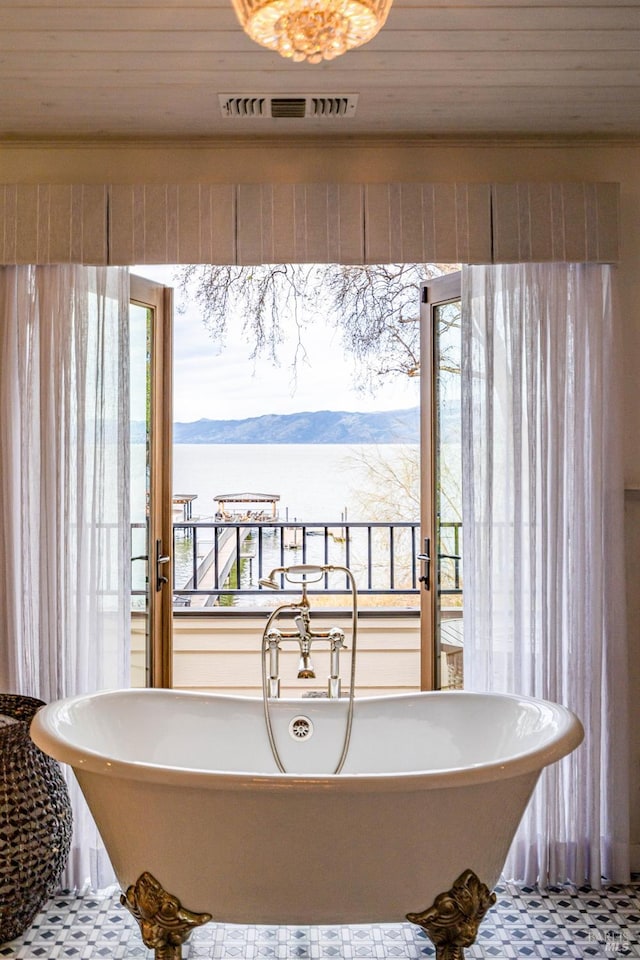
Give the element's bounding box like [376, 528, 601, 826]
[172, 494, 198, 521]
[214, 492, 280, 522]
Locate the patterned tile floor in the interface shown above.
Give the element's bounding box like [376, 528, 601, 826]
[1, 880, 639, 959]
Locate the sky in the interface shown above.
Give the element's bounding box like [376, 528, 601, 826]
[133, 264, 420, 423]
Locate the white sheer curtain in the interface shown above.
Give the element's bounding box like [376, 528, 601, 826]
[461, 262, 629, 887]
[0, 264, 130, 889]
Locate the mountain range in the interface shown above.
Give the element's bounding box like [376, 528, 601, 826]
[170, 407, 420, 444]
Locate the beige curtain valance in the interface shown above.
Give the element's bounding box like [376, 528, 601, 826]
[0, 181, 619, 266]
[490, 182, 620, 263]
[0, 185, 108, 264]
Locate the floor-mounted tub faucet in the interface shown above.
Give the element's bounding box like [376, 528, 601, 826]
[258, 563, 359, 775]
[259, 564, 350, 699]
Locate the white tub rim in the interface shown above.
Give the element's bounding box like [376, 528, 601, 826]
[30, 687, 584, 794]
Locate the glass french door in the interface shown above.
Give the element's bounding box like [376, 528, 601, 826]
[129, 275, 174, 688]
[420, 272, 463, 689]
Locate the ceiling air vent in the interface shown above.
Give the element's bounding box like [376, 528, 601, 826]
[219, 95, 358, 119]
[220, 96, 268, 118]
[271, 97, 307, 118]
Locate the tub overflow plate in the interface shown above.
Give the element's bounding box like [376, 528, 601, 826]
[289, 716, 313, 740]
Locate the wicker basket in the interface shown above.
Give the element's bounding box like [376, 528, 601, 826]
[0, 694, 73, 944]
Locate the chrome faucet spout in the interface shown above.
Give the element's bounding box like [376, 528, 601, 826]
[294, 610, 316, 678]
[297, 651, 315, 679]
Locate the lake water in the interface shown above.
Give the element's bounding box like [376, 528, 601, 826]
[171, 443, 419, 523]
[168, 442, 420, 599]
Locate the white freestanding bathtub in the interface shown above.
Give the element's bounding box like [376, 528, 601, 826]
[31, 688, 583, 959]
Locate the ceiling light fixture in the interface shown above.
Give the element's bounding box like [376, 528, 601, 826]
[230, 0, 393, 63]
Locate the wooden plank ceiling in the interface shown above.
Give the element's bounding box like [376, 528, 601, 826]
[0, 0, 638, 139]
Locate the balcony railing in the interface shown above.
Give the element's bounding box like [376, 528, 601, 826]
[168, 519, 462, 608]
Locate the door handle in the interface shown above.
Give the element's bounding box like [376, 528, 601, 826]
[417, 538, 431, 590]
[156, 539, 171, 591]
[131, 554, 148, 562]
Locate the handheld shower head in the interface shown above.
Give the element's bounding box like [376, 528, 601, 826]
[259, 564, 328, 590]
[258, 572, 281, 590]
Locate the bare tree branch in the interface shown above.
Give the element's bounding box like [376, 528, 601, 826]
[176, 262, 458, 392]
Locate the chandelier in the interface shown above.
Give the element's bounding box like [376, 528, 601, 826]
[231, 0, 394, 63]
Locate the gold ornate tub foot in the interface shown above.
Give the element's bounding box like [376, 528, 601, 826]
[406, 868, 497, 960]
[121, 871, 213, 960]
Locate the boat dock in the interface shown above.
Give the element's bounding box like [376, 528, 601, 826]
[214, 492, 280, 522]
[174, 492, 279, 607]
[179, 526, 254, 607]
[172, 494, 198, 521]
